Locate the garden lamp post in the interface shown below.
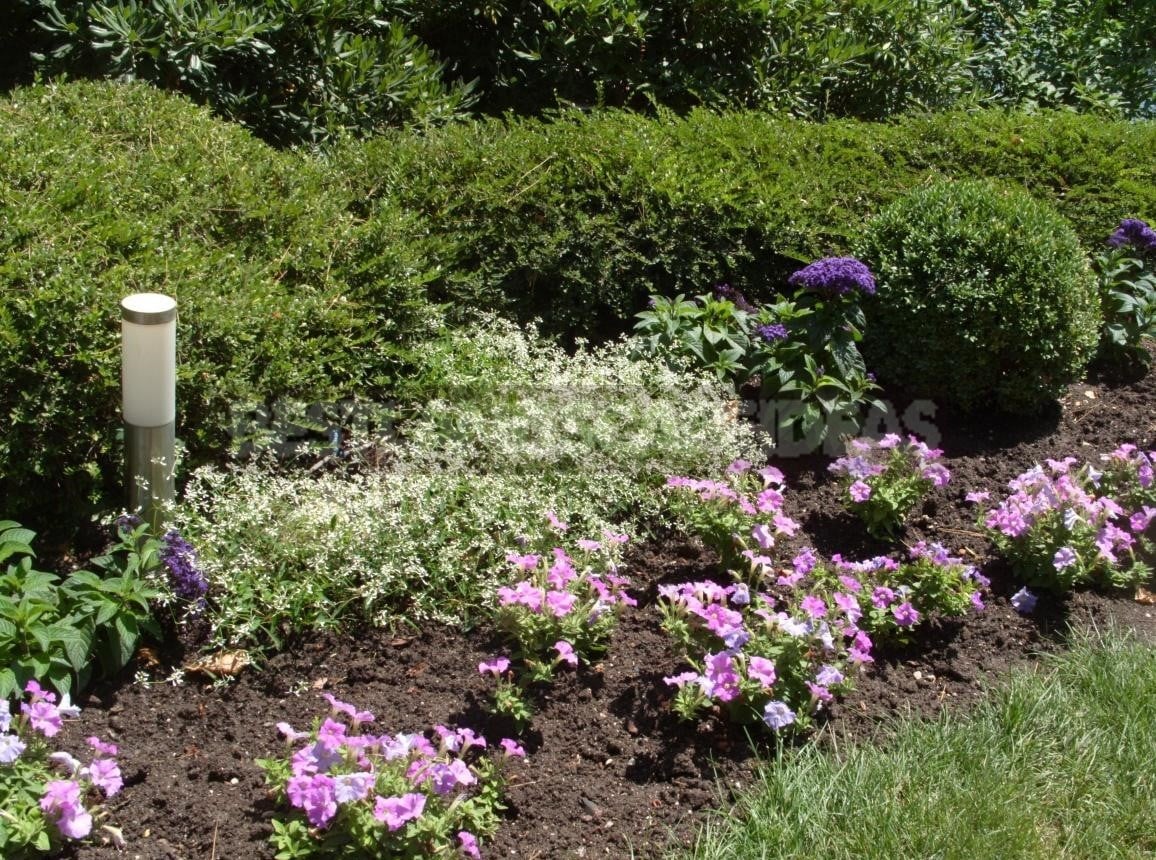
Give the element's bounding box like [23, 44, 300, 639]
[121, 293, 177, 529]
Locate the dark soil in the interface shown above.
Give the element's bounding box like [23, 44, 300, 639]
[60, 357, 1156, 860]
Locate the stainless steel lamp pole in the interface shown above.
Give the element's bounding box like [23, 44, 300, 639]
[121, 293, 177, 529]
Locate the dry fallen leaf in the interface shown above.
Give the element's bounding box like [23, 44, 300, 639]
[136, 646, 161, 668]
[183, 649, 252, 678]
[1135, 586, 1156, 605]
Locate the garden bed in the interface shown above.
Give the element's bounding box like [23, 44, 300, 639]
[60, 359, 1156, 860]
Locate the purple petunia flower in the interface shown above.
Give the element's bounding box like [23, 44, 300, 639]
[459, 831, 482, 858]
[801, 595, 828, 618]
[747, 656, 777, 688]
[787, 257, 876, 297]
[891, 601, 920, 627]
[40, 779, 93, 840]
[554, 640, 578, 667]
[500, 738, 526, 758]
[849, 480, 872, 503]
[1010, 587, 1037, 614]
[373, 792, 427, 831]
[84, 757, 123, 797]
[0, 733, 26, 764]
[1053, 547, 1078, 570]
[762, 700, 797, 730]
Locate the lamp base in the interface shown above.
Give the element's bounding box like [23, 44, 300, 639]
[125, 421, 176, 530]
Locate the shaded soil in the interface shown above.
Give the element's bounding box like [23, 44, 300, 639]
[60, 356, 1156, 860]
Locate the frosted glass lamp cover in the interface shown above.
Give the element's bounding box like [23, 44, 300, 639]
[121, 293, 177, 427]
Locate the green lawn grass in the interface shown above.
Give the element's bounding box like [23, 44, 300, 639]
[682, 627, 1156, 860]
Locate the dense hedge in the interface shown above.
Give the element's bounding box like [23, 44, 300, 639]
[3, 81, 1155, 532]
[341, 107, 1156, 337]
[0, 81, 437, 534]
[8, 1, 1153, 146]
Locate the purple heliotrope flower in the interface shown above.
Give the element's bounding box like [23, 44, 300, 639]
[713, 283, 757, 313]
[755, 322, 789, 342]
[1010, 587, 1038, 614]
[160, 530, 209, 603]
[787, 257, 876, 296]
[1107, 218, 1156, 254]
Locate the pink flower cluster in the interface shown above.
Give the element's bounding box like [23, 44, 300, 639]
[273, 694, 523, 853]
[666, 461, 800, 571]
[979, 447, 1156, 591]
[657, 569, 866, 729]
[831, 434, 950, 498]
[4, 681, 122, 843]
[498, 546, 636, 622]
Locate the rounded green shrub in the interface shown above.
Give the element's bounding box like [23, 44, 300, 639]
[856, 179, 1101, 414]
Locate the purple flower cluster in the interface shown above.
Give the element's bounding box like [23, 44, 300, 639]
[712, 283, 757, 313]
[666, 462, 798, 572]
[787, 257, 876, 297]
[490, 532, 635, 696]
[979, 445, 1156, 591]
[1107, 218, 1156, 255]
[755, 322, 789, 342]
[497, 544, 636, 626]
[273, 694, 521, 848]
[829, 435, 950, 537]
[3, 682, 122, 843]
[657, 568, 868, 730]
[159, 530, 209, 603]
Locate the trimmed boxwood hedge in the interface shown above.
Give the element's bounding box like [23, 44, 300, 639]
[339, 107, 1155, 338]
[0, 81, 438, 535]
